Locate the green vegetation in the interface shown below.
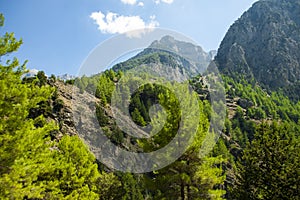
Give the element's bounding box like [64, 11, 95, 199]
[233, 122, 300, 199]
[221, 76, 300, 199]
[1, 12, 300, 200]
[0, 14, 123, 200]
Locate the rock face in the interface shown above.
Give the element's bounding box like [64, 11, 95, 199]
[48, 81, 80, 138]
[215, 0, 300, 90]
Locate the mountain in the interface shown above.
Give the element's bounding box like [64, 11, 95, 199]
[113, 35, 214, 80]
[22, 69, 39, 78]
[3, 6, 300, 199]
[215, 0, 300, 94]
[57, 73, 76, 81]
[148, 35, 214, 65]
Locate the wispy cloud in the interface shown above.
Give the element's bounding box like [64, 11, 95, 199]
[121, 0, 137, 5]
[121, 0, 144, 7]
[162, 0, 174, 3]
[90, 11, 159, 37]
[155, 0, 174, 4]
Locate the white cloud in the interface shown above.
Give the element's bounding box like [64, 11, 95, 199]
[90, 11, 159, 38]
[121, 0, 137, 5]
[155, 0, 174, 4]
[138, 2, 144, 6]
[162, 0, 174, 3]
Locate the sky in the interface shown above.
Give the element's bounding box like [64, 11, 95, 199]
[1, 0, 258, 76]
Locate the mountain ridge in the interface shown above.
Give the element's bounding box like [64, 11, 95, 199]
[112, 35, 214, 79]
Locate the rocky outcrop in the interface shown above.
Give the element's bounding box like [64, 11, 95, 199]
[48, 81, 78, 138]
[215, 0, 300, 90]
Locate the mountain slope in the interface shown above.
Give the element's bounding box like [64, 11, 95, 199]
[215, 0, 300, 94]
[113, 35, 214, 80]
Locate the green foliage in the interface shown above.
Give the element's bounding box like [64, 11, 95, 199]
[0, 14, 22, 56]
[37, 70, 47, 86]
[112, 51, 182, 72]
[95, 73, 115, 106]
[131, 108, 147, 126]
[246, 107, 266, 120]
[65, 79, 75, 85]
[223, 76, 300, 148]
[53, 98, 64, 113]
[129, 83, 165, 126]
[0, 117, 57, 199]
[118, 173, 144, 200]
[0, 14, 53, 176]
[137, 82, 226, 199]
[96, 104, 109, 125]
[234, 122, 300, 199]
[22, 70, 48, 86]
[50, 74, 56, 81]
[52, 135, 101, 199]
[96, 171, 121, 200]
[212, 139, 231, 160]
[5, 9, 300, 199]
[0, 14, 121, 199]
[223, 76, 300, 125]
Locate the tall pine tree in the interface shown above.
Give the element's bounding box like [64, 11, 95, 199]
[0, 13, 120, 199]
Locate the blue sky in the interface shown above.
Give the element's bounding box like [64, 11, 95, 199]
[1, 0, 257, 76]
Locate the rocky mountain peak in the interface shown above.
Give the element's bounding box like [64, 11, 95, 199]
[149, 35, 213, 64]
[113, 35, 215, 79]
[215, 0, 300, 91]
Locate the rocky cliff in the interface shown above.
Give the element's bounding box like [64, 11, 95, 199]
[215, 0, 300, 92]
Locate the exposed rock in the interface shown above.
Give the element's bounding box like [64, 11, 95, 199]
[48, 81, 100, 138]
[113, 35, 214, 79]
[215, 0, 300, 93]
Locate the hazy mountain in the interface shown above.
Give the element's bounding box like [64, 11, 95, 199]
[57, 73, 76, 81]
[215, 0, 300, 93]
[22, 69, 39, 78]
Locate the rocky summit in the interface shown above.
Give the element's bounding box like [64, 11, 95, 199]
[215, 0, 300, 92]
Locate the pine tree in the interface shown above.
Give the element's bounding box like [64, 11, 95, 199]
[0, 13, 59, 198]
[234, 122, 300, 200]
[131, 108, 147, 126]
[96, 74, 115, 106]
[139, 82, 226, 199]
[0, 13, 120, 199]
[118, 173, 144, 200]
[0, 13, 53, 177]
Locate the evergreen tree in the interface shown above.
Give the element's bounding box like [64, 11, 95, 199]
[96, 74, 115, 106]
[0, 13, 119, 199]
[139, 82, 226, 199]
[234, 122, 300, 200]
[131, 108, 147, 126]
[37, 70, 47, 86]
[118, 173, 144, 200]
